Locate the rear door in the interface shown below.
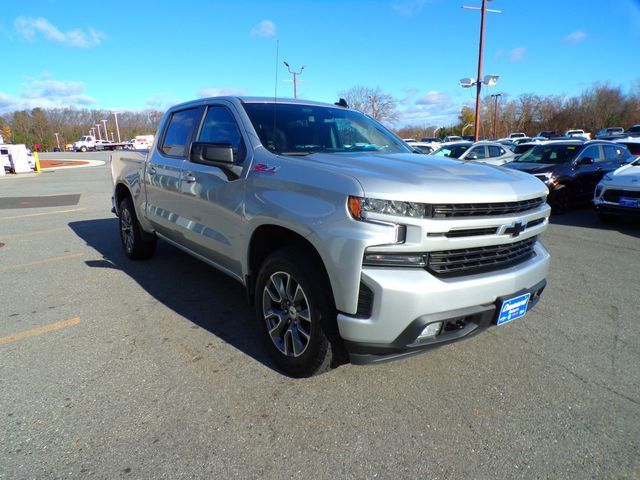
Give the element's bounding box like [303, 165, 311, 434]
[175, 102, 249, 278]
[145, 106, 203, 242]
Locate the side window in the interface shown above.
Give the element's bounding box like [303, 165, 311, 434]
[488, 145, 503, 157]
[468, 146, 486, 159]
[198, 106, 245, 162]
[580, 145, 601, 162]
[160, 108, 201, 157]
[604, 145, 626, 161]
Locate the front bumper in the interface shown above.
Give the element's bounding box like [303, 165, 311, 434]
[337, 241, 550, 364]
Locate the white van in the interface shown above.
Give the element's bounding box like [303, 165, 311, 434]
[132, 135, 154, 150]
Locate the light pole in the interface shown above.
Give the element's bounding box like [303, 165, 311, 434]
[462, 0, 501, 142]
[433, 126, 441, 138]
[101, 120, 108, 141]
[54, 132, 61, 151]
[110, 131, 115, 142]
[95, 124, 102, 141]
[113, 111, 121, 143]
[90, 128, 95, 138]
[283, 61, 304, 99]
[462, 123, 474, 137]
[490, 93, 502, 138]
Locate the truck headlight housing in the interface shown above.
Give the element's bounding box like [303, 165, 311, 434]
[348, 196, 431, 219]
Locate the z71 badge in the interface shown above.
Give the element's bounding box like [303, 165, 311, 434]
[253, 163, 280, 174]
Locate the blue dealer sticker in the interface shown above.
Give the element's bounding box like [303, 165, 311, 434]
[497, 293, 531, 326]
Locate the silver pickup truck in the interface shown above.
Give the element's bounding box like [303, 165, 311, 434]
[111, 96, 550, 377]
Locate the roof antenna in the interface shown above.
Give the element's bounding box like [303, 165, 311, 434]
[335, 98, 349, 108]
[273, 39, 279, 151]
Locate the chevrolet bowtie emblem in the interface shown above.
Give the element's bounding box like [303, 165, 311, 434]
[504, 221, 526, 237]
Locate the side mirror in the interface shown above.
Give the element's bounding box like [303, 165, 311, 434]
[468, 154, 478, 160]
[190, 142, 234, 165]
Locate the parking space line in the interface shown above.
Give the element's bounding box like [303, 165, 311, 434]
[0, 207, 86, 221]
[0, 253, 84, 271]
[2, 227, 68, 239]
[0, 317, 80, 346]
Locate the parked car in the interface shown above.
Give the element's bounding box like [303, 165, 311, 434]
[420, 137, 440, 143]
[535, 131, 559, 139]
[508, 132, 526, 139]
[564, 129, 591, 140]
[593, 157, 640, 222]
[432, 141, 515, 165]
[504, 140, 634, 213]
[443, 135, 463, 143]
[408, 142, 435, 154]
[613, 138, 640, 157]
[626, 125, 640, 137]
[595, 127, 624, 138]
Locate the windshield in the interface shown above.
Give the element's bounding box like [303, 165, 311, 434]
[432, 144, 470, 158]
[242, 103, 410, 155]
[515, 144, 581, 164]
[80, 136, 90, 141]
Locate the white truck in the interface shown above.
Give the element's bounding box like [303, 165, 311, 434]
[111, 96, 551, 377]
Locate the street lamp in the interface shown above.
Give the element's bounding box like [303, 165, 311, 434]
[462, 123, 474, 136]
[95, 124, 102, 141]
[54, 132, 61, 151]
[462, 0, 501, 142]
[283, 61, 305, 99]
[490, 93, 502, 138]
[101, 120, 108, 141]
[113, 111, 121, 143]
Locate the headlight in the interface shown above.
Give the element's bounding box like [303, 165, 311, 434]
[534, 172, 556, 185]
[348, 196, 430, 219]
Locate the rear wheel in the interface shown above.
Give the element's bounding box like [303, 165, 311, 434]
[255, 248, 341, 377]
[118, 196, 156, 260]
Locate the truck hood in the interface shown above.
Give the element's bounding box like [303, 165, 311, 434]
[305, 152, 547, 202]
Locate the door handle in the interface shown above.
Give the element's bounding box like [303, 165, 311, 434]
[148, 166, 157, 175]
[183, 173, 196, 183]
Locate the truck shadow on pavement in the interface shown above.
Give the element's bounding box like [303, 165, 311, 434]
[69, 218, 275, 371]
[550, 206, 640, 238]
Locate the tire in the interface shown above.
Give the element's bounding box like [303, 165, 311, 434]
[118, 196, 156, 260]
[255, 247, 342, 377]
[550, 185, 570, 214]
[80, 146, 87, 152]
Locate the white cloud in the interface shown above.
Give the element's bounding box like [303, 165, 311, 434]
[250, 20, 276, 38]
[0, 74, 97, 114]
[14, 16, 106, 48]
[392, 0, 430, 16]
[564, 30, 586, 44]
[396, 89, 466, 126]
[509, 46, 526, 62]
[197, 87, 247, 98]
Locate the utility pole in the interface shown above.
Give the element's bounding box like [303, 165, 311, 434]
[113, 112, 121, 143]
[95, 124, 102, 141]
[463, 0, 501, 142]
[490, 93, 502, 138]
[54, 132, 61, 151]
[283, 61, 304, 99]
[101, 119, 108, 141]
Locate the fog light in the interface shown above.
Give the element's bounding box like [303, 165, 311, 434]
[418, 322, 442, 339]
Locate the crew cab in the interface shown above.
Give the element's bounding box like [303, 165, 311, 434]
[111, 97, 551, 377]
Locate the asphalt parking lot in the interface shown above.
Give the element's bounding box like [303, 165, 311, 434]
[1, 153, 638, 479]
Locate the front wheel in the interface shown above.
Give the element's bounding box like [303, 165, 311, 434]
[255, 248, 342, 377]
[118, 196, 156, 260]
[80, 146, 87, 152]
[550, 185, 570, 214]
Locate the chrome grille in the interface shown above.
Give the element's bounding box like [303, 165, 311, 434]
[430, 197, 545, 218]
[427, 237, 537, 277]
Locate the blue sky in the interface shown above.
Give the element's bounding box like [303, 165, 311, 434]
[1, 0, 639, 126]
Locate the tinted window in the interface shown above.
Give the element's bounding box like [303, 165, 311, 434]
[580, 145, 601, 162]
[433, 144, 471, 158]
[516, 144, 581, 164]
[198, 106, 244, 161]
[619, 142, 640, 155]
[488, 146, 504, 157]
[467, 146, 486, 159]
[160, 108, 201, 157]
[604, 144, 629, 161]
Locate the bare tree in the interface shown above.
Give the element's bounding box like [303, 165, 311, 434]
[339, 85, 399, 125]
